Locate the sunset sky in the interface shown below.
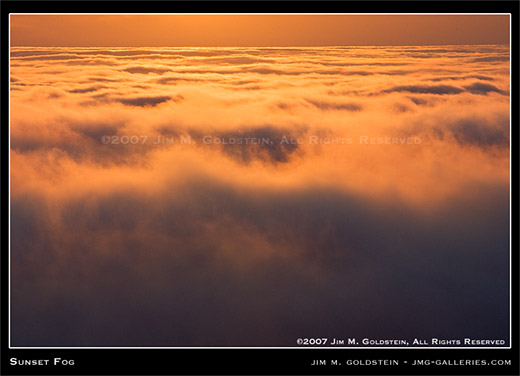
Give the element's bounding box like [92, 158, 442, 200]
[10, 15, 510, 46]
[10, 15, 510, 347]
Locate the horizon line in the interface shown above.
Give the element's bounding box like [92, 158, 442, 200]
[10, 43, 511, 48]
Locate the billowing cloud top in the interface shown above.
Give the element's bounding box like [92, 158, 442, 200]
[10, 45, 510, 347]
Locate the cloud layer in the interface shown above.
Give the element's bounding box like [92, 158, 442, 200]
[10, 45, 510, 347]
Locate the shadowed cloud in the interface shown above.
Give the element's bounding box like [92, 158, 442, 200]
[472, 56, 509, 63]
[69, 85, 106, 94]
[116, 95, 181, 107]
[10, 178, 509, 346]
[449, 118, 509, 148]
[123, 66, 171, 75]
[208, 126, 306, 164]
[305, 99, 362, 111]
[430, 75, 495, 82]
[383, 85, 464, 95]
[463, 82, 508, 95]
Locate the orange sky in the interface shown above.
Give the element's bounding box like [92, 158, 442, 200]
[10, 15, 510, 46]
